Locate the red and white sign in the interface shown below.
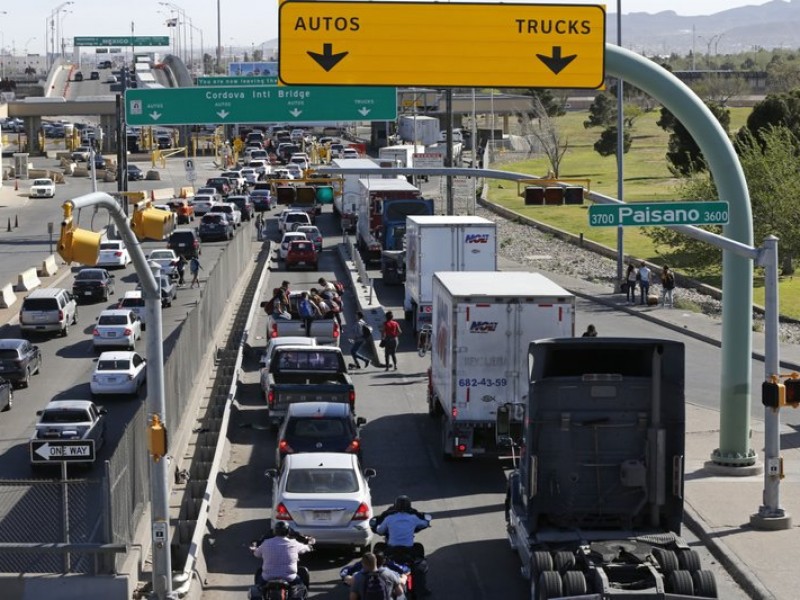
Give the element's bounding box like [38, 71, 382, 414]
[413, 152, 444, 168]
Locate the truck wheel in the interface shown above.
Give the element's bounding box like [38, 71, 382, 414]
[536, 571, 562, 600]
[652, 548, 679, 575]
[562, 571, 587, 596]
[553, 551, 575, 572]
[691, 570, 717, 598]
[676, 549, 701, 572]
[530, 551, 553, 579]
[666, 570, 694, 596]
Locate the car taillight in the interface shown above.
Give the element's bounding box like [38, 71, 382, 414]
[452, 407, 458, 418]
[278, 439, 293, 454]
[333, 322, 340, 339]
[58, 310, 64, 321]
[274, 503, 293, 521]
[351, 502, 370, 521]
[456, 443, 467, 454]
[123, 328, 132, 336]
[268, 390, 275, 407]
[115, 252, 122, 257]
[92, 328, 99, 337]
[345, 439, 360, 453]
[271, 323, 278, 338]
[348, 389, 355, 407]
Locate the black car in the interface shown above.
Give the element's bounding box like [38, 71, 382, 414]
[275, 402, 365, 465]
[127, 164, 144, 181]
[90, 71, 100, 80]
[167, 228, 201, 259]
[227, 195, 254, 221]
[198, 213, 234, 242]
[156, 134, 172, 149]
[0, 379, 10, 412]
[0, 339, 42, 388]
[72, 268, 116, 303]
[74, 71, 84, 82]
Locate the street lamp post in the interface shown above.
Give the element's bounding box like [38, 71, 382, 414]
[188, 22, 203, 74]
[47, 2, 73, 70]
[0, 13, 7, 81]
[160, 2, 189, 64]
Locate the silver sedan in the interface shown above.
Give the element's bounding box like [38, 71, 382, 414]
[90, 351, 147, 397]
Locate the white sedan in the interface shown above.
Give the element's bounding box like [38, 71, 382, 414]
[29, 178, 56, 198]
[92, 309, 142, 350]
[90, 351, 147, 397]
[266, 452, 376, 548]
[96, 241, 131, 269]
[146, 249, 179, 280]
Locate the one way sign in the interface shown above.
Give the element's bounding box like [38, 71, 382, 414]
[30, 440, 95, 463]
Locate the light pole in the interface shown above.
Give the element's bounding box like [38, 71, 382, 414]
[59, 12, 72, 59]
[160, 2, 189, 64]
[615, 0, 625, 291]
[188, 21, 203, 74]
[47, 2, 73, 70]
[0, 13, 7, 81]
[216, 0, 222, 73]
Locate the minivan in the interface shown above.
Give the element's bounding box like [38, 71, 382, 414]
[19, 288, 78, 338]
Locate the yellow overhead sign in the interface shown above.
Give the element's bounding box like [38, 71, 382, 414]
[279, 1, 606, 88]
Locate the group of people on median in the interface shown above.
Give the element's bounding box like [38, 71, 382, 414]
[624, 261, 676, 308]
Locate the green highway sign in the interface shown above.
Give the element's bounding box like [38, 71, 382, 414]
[124, 85, 397, 126]
[74, 36, 170, 47]
[197, 76, 279, 86]
[588, 201, 730, 227]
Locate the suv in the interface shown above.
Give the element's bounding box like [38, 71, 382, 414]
[205, 177, 232, 196]
[167, 228, 201, 259]
[0, 339, 42, 388]
[279, 210, 312, 234]
[275, 402, 365, 465]
[227, 195, 254, 221]
[285, 240, 318, 271]
[208, 203, 242, 228]
[19, 288, 79, 338]
[199, 213, 234, 242]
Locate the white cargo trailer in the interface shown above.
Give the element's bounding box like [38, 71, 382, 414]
[429, 272, 575, 458]
[404, 215, 497, 332]
[328, 157, 384, 233]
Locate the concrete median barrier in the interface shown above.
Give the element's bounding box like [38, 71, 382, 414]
[145, 170, 161, 181]
[37, 255, 58, 277]
[73, 166, 89, 177]
[151, 187, 174, 201]
[15, 267, 41, 292]
[0, 283, 17, 309]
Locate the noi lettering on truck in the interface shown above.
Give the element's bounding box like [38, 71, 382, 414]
[469, 321, 498, 333]
[465, 234, 489, 243]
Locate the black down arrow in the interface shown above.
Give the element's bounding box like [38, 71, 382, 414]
[307, 43, 349, 72]
[536, 46, 577, 75]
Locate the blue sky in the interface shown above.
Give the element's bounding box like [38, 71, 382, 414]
[1, 0, 777, 57]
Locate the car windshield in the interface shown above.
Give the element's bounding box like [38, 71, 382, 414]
[33, 179, 51, 186]
[203, 215, 224, 224]
[75, 270, 103, 280]
[100, 243, 120, 250]
[40, 410, 89, 424]
[98, 314, 128, 325]
[149, 251, 172, 260]
[0, 349, 19, 360]
[288, 418, 348, 439]
[97, 359, 131, 371]
[290, 242, 312, 252]
[121, 298, 144, 308]
[275, 351, 340, 371]
[285, 468, 358, 494]
[23, 299, 56, 311]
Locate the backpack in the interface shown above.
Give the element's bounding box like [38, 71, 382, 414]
[361, 571, 393, 600]
[361, 323, 372, 341]
[263, 298, 275, 314]
[298, 299, 314, 318]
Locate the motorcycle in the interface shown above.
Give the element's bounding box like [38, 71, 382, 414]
[368, 512, 432, 599]
[247, 530, 314, 600]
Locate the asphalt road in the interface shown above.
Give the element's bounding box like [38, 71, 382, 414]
[199, 209, 750, 599]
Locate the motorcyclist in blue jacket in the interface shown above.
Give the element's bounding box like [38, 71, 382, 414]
[374, 495, 431, 596]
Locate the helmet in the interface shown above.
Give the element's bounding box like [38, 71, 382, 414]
[272, 521, 290, 536]
[394, 495, 412, 512]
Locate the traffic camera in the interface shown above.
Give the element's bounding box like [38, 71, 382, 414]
[57, 204, 102, 265]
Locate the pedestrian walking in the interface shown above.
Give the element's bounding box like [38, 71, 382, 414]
[582, 324, 598, 337]
[349, 311, 372, 370]
[661, 265, 676, 308]
[255, 213, 263, 240]
[380, 311, 401, 371]
[637, 262, 652, 305]
[625, 262, 637, 304]
[189, 256, 203, 289]
[174, 255, 187, 287]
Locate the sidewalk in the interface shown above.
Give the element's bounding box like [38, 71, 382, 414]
[539, 264, 799, 600]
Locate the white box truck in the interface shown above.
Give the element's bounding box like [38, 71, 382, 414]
[398, 115, 441, 146]
[428, 272, 575, 459]
[404, 215, 497, 333]
[328, 157, 382, 233]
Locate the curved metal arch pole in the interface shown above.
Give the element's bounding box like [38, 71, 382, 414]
[606, 44, 756, 467]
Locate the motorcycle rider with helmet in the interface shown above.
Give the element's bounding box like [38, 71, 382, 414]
[251, 521, 314, 591]
[373, 495, 431, 597]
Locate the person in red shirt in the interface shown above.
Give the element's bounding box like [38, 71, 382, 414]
[381, 311, 402, 371]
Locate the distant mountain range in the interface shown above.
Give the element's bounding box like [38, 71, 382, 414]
[609, 0, 800, 55]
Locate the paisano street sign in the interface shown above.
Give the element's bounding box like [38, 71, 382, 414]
[124, 85, 397, 126]
[197, 76, 279, 86]
[74, 36, 169, 47]
[279, 1, 605, 88]
[588, 201, 730, 227]
[30, 440, 96, 463]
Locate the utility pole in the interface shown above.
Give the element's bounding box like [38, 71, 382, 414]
[445, 89, 454, 215]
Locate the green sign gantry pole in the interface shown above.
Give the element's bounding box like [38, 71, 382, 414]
[606, 45, 756, 469]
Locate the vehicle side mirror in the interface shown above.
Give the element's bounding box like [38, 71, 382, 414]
[109, 274, 115, 279]
[99, 407, 108, 415]
[356, 417, 367, 426]
[265, 468, 278, 479]
[36, 410, 43, 416]
[363, 468, 377, 479]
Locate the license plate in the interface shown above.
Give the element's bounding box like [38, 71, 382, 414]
[84, 291, 92, 296]
[312, 511, 331, 521]
[107, 332, 116, 337]
[297, 261, 306, 266]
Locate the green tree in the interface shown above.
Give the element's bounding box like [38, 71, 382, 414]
[739, 90, 800, 147]
[524, 89, 566, 117]
[766, 58, 800, 93]
[657, 103, 731, 176]
[593, 126, 631, 157]
[584, 93, 615, 128]
[644, 125, 800, 274]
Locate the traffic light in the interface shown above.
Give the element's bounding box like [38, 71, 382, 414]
[564, 186, 585, 205]
[132, 207, 175, 241]
[276, 186, 296, 205]
[57, 205, 102, 265]
[544, 187, 564, 206]
[524, 186, 544, 206]
[315, 185, 334, 204]
[762, 380, 785, 408]
[148, 414, 168, 461]
[785, 376, 800, 407]
[295, 186, 317, 205]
